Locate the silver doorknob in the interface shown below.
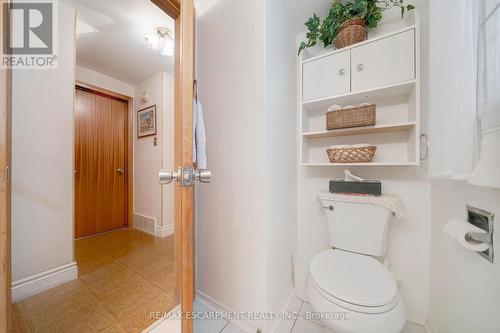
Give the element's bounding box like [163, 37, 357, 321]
[356, 64, 364, 71]
[117, 168, 125, 175]
[159, 169, 180, 185]
[195, 169, 212, 183]
[338, 68, 345, 75]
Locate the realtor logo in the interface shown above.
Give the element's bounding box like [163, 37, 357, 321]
[2, 0, 58, 69]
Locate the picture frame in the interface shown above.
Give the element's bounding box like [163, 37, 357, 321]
[137, 105, 157, 138]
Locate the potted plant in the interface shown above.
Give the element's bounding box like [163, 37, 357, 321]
[298, 0, 415, 55]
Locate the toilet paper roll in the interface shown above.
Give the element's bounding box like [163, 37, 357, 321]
[443, 219, 490, 252]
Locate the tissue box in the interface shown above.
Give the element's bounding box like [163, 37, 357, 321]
[329, 180, 382, 196]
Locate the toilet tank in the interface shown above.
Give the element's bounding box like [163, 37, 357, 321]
[318, 193, 392, 257]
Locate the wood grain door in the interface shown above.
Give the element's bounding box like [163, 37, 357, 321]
[75, 87, 128, 239]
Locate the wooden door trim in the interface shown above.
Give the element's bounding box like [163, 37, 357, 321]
[178, 2, 195, 332]
[151, 0, 195, 331]
[151, 0, 180, 19]
[0, 0, 12, 331]
[74, 83, 134, 233]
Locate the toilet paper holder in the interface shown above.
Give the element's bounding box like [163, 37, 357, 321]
[466, 205, 494, 263]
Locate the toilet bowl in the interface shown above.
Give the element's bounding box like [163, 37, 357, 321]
[307, 249, 406, 333]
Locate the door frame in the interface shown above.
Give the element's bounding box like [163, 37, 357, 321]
[0, 0, 11, 332]
[74, 82, 134, 236]
[151, 1, 195, 332]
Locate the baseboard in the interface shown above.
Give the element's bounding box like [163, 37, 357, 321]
[266, 283, 295, 333]
[133, 213, 156, 236]
[12, 262, 78, 303]
[145, 304, 181, 333]
[406, 309, 428, 326]
[155, 224, 174, 238]
[424, 319, 437, 333]
[195, 290, 261, 333]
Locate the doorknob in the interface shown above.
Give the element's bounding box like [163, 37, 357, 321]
[159, 169, 180, 185]
[117, 168, 125, 175]
[195, 169, 212, 183]
[159, 167, 212, 186]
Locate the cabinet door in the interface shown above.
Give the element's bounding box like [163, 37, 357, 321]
[351, 29, 415, 91]
[302, 50, 350, 101]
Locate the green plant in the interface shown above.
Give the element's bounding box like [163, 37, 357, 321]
[298, 0, 415, 55]
[298, 14, 321, 56]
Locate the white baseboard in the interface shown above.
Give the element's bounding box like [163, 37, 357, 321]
[145, 304, 181, 333]
[424, 319, 437, 333]
[155, 224, 174, 238]
[267, 284, 295, 333]
[134, 214, 156, 236]
[12, 262, 78, 303]
[406, 309, 428, 326]
[195, 290, 261, 333]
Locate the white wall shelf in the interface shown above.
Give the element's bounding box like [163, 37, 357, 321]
[298, 21, 420, 167]
[302, 121, 416, 139]
[302, 80, 416, 111]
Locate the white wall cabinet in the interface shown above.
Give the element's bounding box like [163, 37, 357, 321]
[351, 29, 415, 91]
[299, 24, 420, 167]
[302, 50, 350, 101]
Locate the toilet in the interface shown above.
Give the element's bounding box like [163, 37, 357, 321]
[307, 192, 406, 333]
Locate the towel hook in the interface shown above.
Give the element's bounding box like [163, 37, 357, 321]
[193, 79, 198, 102]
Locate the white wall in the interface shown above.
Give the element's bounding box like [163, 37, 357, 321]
[76, 66, 135, 97]
[11, 2, 76, 281]
[264, 0, 298, 314]
[429, 181, 500, 332]
[195, 0, 268, 316]
[294, 1, 431, 322]
[428, 2, 500, 332]
[134, 72, 174, 234]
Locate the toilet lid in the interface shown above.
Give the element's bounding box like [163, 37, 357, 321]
[310, 249, 397, 308]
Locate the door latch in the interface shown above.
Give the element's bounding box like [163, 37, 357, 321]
[159, 167, 212, 187]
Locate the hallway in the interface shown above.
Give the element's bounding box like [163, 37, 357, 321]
[12, 229, 176, 332]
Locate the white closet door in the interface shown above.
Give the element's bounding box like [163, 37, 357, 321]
[351, 30, 415, 92]
[302, 50, 350, 101]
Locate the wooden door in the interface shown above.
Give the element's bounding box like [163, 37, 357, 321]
[0, 1, 11, 331]
[150, 1, 195, 332]
[74, 87, 128, 239]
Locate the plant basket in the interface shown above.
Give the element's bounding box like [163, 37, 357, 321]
[335, 18, 367, 49]
[327, 144, 377, 163]
[338, 17, 365, 31]
[326, 104, 376, 130]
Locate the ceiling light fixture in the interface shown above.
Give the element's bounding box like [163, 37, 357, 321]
[145, 27, 174, 57]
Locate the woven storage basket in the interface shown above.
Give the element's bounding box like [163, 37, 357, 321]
[338, 18, 365, 31]
[335, 19, 367, 49]
[326, 104, 376, 130]
[327, 145, 377, 163]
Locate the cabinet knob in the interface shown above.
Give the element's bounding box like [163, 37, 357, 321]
[356, 64, 364, 71]
[338, 68, 345, 75]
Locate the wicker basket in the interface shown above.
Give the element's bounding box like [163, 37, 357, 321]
[327, 145, 377, 163]
[326, 104, 376, 130]
[338, 18, 365, 31]
[335, 18, 367, 49]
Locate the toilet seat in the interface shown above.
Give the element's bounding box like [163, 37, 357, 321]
[310, 249, 398, 314]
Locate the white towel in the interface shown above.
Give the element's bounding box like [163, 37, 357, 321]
[192, 100, 207, 169]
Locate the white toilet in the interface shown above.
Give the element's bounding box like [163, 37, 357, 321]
[307, 192, 406, 333]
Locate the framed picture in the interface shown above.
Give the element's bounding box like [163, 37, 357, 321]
[137, 105, 157, 138]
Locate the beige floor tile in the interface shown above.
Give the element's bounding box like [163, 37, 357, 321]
[13, 229, 176, 333]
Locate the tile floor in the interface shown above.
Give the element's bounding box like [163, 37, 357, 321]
[189, 296, 426, 333]
[12, 229, 177, 333]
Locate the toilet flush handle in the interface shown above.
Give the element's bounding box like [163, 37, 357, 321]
[325, 205, 334, 211]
